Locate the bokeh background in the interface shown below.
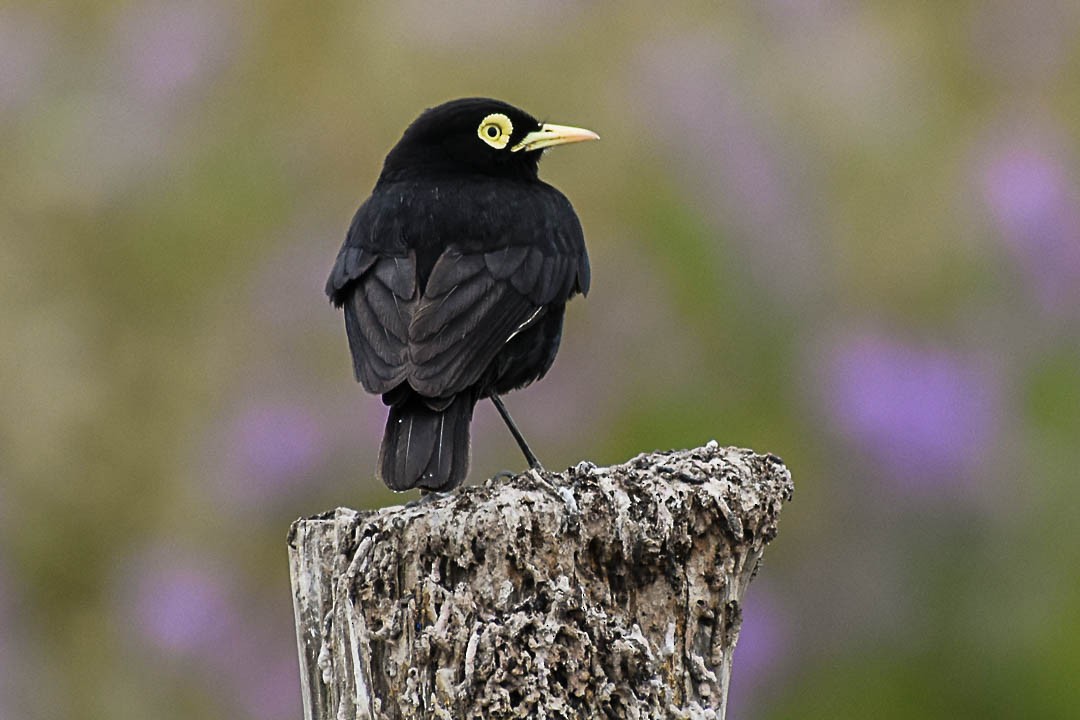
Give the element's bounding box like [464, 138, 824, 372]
[3, 1, 1079, 718]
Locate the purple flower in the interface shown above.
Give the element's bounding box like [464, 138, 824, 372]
[825, 332, 1001, 491]
[231, 637, 303, 720]
[729, 584, 789, 717]
[734, 587, 786, 677]
[120, 546, 302, 719]
[123, 547, 240, 656]
[980, 140, 1080, 316]
[191, 596, 302, 720]
[219, 401, 327, 504]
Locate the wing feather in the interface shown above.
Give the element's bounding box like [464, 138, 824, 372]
[509, 248, 544, 297]
[484, 245, 530, 280]
[406, 240, 586, 397]
[341, 255, 416, 393]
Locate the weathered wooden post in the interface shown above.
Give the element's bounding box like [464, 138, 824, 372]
[289, 443, 793, 719]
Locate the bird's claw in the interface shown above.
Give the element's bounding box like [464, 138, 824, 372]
[405, 490, 452, 508]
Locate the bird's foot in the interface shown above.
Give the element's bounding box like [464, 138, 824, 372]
[528, 466, 579, 515]
[405, 490, 452, 508]
[489, 465, 578, 515]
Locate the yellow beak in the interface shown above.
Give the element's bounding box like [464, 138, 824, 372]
[510, 123, 600, 153]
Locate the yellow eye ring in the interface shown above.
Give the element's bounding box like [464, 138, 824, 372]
[477, 113, 513, 149]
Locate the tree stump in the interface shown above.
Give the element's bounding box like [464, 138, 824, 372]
[288, 443, 793, 720]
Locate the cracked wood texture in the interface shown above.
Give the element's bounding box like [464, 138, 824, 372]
[288, 443, 793, 720]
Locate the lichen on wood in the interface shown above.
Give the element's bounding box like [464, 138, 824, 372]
[289, 443, 793, 720]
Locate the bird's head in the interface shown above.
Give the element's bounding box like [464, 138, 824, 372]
[380, 98, 598, 182]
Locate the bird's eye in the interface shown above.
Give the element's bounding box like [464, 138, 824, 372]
[477, 113, 513, 150]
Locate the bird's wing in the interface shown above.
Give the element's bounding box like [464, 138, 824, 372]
[328, 185, 589, 399]
[341, 254, 417, 394]
[406, 242, 584, 398]
[326, 197, 409, 305]
[327, 198, 420, 394]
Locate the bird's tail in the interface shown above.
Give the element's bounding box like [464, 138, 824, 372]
[378, 392, 475, 492]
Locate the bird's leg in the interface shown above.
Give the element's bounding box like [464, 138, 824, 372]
[486, 399, 576, 513]
[489, 394, 544, 472]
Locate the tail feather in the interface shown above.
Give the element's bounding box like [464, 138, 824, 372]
[378, 392, 474, 491]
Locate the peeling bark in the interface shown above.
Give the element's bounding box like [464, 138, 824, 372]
[289, 443, 793, 720]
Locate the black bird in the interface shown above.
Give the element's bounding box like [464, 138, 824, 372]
[326, 98, 597, 492]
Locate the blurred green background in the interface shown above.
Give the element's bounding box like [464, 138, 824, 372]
[3, 1, 1080, 718]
